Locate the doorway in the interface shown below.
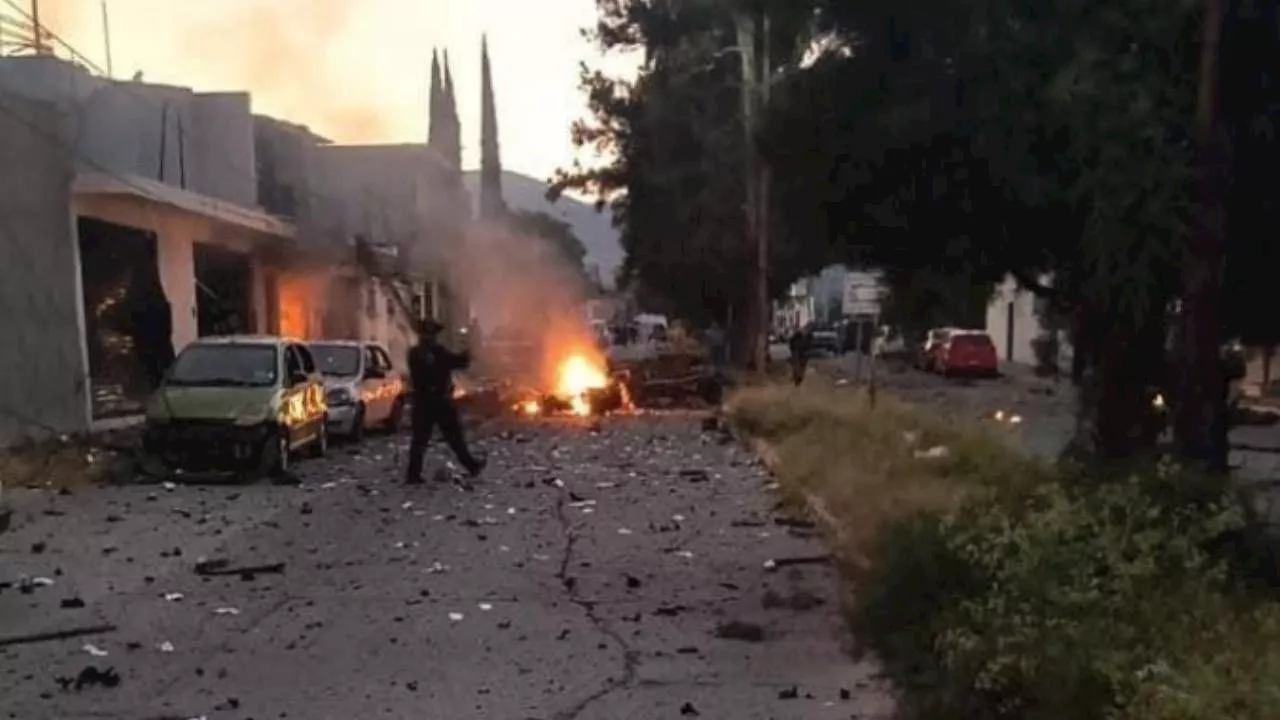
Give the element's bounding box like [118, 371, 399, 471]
[77, 217, 173, 419]
[194, 242, 252, 337]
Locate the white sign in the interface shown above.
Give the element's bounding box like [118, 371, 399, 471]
[843, 272, 882, 316]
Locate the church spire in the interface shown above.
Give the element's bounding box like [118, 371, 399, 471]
[479, 34, 505, 219]
[427, 48, 443, 148]
[441, 50, 462, 170]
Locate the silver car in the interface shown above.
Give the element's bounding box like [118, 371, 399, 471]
[308, 340, 407, 441]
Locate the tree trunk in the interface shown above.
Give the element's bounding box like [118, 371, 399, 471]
[1262, 345, 1274, 392]
[1070, 302, 1166, 463]
[1174, 0, 1230, 471]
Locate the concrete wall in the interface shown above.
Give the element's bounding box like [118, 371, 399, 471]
[0, 58, 259, 208]
[986, 276, 1053, 367]
[253, 116, 327, 225]
[187, 92, 256, 207]
[0, 95, 90, 442]
[311, 144, 459, 274]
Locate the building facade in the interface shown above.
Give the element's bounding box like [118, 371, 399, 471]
[0, 56, 464, 443]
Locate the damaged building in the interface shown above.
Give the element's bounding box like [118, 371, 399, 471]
[0, 55, 468, 443]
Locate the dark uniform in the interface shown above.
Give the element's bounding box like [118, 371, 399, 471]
[788, 328, 813, 386]
[405, 319, 485, 484]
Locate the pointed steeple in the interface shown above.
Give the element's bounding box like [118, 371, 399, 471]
[441, 50, 462, 170]
[479, 34, 505, 219]
[428, 49, 443, 148]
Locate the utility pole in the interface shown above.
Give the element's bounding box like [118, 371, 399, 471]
[30, 0, 44, 54]
[100, 0, 113, 77]
[1174, 0, 1229, 469]
[736, 8, 771, 373]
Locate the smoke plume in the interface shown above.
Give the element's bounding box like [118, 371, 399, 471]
[454, 218, 599, 389]
[39, 0, 393, 142]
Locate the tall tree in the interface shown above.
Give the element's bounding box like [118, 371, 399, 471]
[479, 35, 506, 219]
[555, 0, 823, 359]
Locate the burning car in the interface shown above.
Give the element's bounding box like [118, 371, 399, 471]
[142, 336, 328, 478]
[308, 340, 407, 441]
[509, 352, 632, 418]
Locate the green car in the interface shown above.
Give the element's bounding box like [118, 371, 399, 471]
[143, 335, 329, 478]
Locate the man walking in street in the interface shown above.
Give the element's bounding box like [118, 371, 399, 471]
[788, 324, 813, 387]
[405, 319, 486, 485]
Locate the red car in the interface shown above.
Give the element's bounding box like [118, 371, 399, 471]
[937, 331, 999, 377]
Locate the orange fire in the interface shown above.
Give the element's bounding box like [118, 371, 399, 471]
[555, 354, 610, 416]
[517, 399, 541, 415]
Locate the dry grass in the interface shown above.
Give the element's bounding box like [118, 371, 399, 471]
[725, 376, 1052, 568]
[0, 440, 124, 491]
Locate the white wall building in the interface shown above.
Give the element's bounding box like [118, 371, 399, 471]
[984, 275, 1072, 368]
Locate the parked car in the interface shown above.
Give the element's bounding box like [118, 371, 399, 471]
[309, 340, 407, 441]
[917, 327, 957, 371]
[142, 335, 328, 478]
[937, 330, 1000, 377]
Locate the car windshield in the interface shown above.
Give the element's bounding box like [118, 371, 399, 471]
[167, 344, 278, 387]
[953, 334, 994, 349]
[310, 344, 362, 377]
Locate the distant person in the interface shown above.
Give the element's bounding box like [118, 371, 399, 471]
[788, 325, 813, 386]
[128, 269, 175, 389]
[706, 322, 726, 367]
[405, 319, 485, 485]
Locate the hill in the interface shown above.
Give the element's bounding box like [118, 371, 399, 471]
[463, 170, 623, 288]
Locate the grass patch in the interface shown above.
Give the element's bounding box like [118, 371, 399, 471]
[725, 377, 1050, 566]
[727, 377, 1280, 720]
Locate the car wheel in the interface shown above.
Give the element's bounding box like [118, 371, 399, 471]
[309, 419, 329, 458]
[260, 427, 290, 481]
[350, 404, 366, 442]
[383, 396, 405, 433]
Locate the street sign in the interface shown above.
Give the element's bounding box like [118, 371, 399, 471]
[843, 272, 883, 315]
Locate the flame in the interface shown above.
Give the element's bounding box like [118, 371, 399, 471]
[555, 354, 609, 416]
[517, 399, 541, 415]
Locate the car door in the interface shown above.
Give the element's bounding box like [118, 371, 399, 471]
[288, 343, 325, 443]
[373, 345, 402, 405]
[360, 344, 389, 423]
[281, 345, 309, 448]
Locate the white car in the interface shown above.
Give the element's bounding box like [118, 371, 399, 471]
[309, 340, 407, 441]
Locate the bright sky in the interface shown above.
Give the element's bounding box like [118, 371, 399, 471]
[38, 0, 639, 181]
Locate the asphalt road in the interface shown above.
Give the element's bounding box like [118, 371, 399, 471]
[0, 413, 893, 719]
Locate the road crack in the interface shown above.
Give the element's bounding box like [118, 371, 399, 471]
[549, 492, 639, 720]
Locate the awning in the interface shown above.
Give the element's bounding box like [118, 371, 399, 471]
[73, 171, 296, 239]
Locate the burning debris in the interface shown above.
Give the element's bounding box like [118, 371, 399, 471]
[503, 352, 634, 418]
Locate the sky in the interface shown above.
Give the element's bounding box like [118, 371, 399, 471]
[34, 0, 639, 182]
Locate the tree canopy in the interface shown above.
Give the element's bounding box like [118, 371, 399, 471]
[561, 0, 1280, 462]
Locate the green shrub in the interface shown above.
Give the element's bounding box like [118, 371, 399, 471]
[855, 473, 1280, 719]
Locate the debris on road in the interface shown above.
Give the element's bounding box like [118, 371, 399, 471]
[0, 623, 117, 648]
[193, 560, 285, 579]
[714, 620, 765, 642]
[56, 665, 120, 691]
[763, 555, 832, 572]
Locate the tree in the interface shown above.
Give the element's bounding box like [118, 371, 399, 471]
[508, 210, 589, 274]
[554, 0, 826, 362]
